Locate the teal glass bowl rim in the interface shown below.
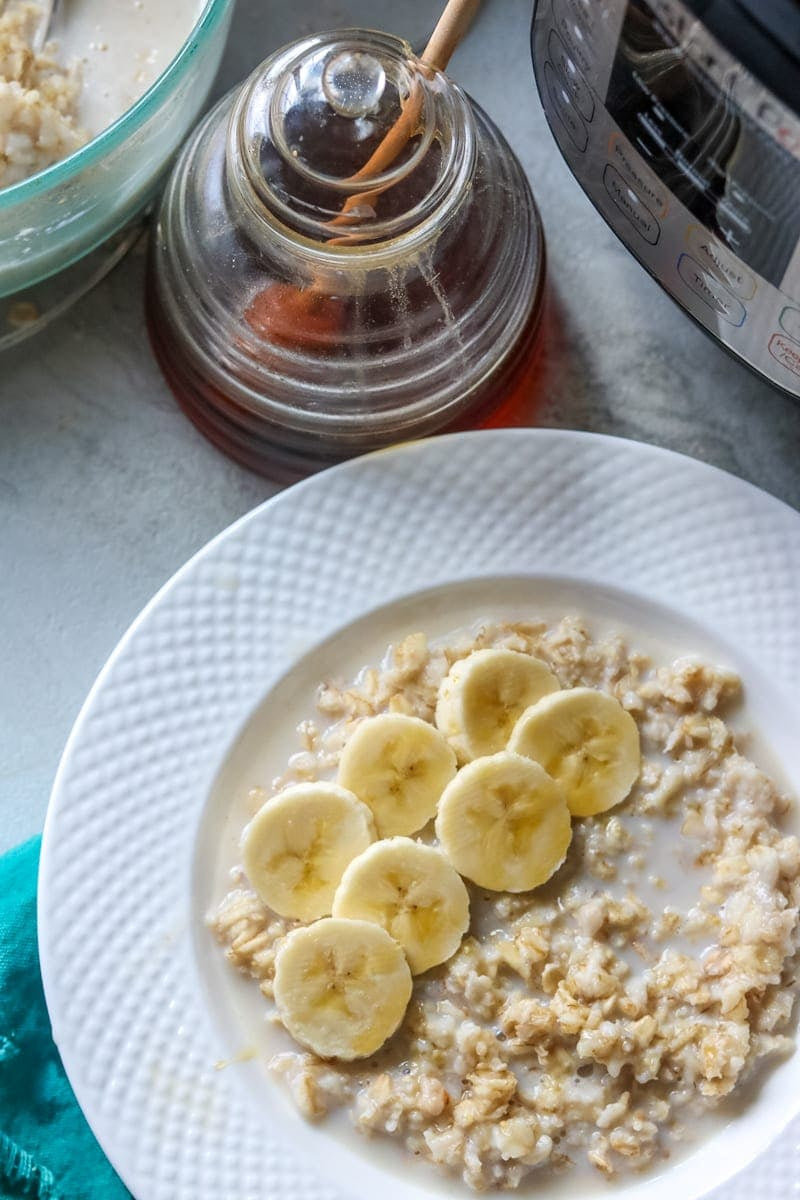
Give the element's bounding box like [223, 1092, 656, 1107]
[0, 0, 233, 211]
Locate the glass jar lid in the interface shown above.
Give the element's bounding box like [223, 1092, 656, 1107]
[227, 29, 474, 249]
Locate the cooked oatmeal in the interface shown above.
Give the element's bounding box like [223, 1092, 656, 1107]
[0, 0, 204, 188]
[0, 2, 86, 187]
[211, 618, 800, 1190]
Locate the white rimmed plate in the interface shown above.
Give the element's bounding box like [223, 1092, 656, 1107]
[39, 429, 800, 1200]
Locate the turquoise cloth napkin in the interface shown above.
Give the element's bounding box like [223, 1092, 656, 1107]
[0, 837, 131, 1200]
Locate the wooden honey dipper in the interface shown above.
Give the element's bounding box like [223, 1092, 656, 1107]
[245, 0, 481, 348]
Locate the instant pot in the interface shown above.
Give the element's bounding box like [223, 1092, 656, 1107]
[531, 0, 800, 397]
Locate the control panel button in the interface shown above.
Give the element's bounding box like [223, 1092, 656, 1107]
[687, 227, 757, 300]
[779, 306, 800, 345]
[548, 28, 594, 120]
[769, 333, 800, 377]
[608, 134, 668, 218]
[552, 5, 593, 76]
[544, 61, 588, 152]
[602, 164, 660, 244]
[677, 254, 746, 326]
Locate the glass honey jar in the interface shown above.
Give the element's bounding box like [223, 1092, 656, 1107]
[147, 28, 546, 477]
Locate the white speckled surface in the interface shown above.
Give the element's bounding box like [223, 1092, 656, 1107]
[2, 0, 800, 854]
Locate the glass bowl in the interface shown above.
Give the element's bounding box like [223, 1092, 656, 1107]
[0, 0, 236, 346]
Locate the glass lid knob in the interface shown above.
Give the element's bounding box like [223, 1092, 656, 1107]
[321, 50, 387, 118]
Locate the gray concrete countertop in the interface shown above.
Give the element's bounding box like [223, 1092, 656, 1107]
[2, 0, 799, 853]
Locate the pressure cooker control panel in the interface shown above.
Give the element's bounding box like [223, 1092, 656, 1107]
[532, 0, 800, 396]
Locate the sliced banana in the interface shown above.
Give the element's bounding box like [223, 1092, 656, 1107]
[332, 837, 470, 974]
[435, 751, 571, 892]
[337, 713, 457, 837]
[435, 648, 560, 762]
[241, 782, 375, 922]
[508, 687, 640, 817]
[273, 917, 413, 1060]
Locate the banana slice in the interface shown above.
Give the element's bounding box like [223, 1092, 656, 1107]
[508, 687, 640, 817]
[435, 751, 571, 892]
[435, 648, 560, 762]
[337, 713, 457, 837]
[241, 783, 375, 922]
[332, 837, 470, 974]
[273, 917, 412, 1060]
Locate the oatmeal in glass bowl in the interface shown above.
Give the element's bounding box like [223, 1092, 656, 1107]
[0, 0, 234, 340]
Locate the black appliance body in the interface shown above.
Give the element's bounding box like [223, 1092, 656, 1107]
[532, 0, 800, 396]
